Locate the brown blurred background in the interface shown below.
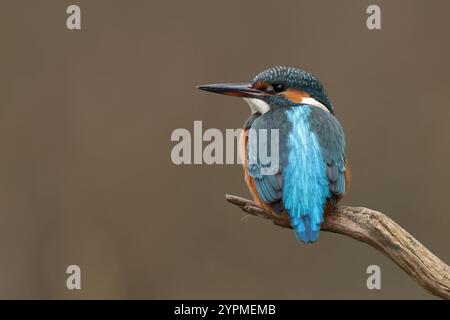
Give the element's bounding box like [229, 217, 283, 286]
[0, 0, 449, 299]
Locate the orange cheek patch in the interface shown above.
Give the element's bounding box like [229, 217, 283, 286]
[282, 89, 310, 103]
[254, 81, 269, 91]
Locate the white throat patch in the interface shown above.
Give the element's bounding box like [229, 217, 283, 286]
[243, 98, 271, 114]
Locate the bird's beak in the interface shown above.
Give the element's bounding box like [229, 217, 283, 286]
[197, 83, 268, 98]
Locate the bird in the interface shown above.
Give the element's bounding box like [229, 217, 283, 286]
[198, 66, 349, 243]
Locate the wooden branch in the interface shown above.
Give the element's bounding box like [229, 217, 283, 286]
[225, 194, 450, 299]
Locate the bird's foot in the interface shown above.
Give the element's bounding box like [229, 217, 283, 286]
[272, 212, 291, 227]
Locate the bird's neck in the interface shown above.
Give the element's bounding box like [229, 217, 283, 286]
[300, 97, 330, 113]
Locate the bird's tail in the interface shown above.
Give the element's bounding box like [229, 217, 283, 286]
[290, 215, 321, 244]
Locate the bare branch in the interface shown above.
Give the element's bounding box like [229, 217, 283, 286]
[226, 194, 450, 299]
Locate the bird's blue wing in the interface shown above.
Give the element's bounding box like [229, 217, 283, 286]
[308, 107, 347, 198]
[247, 144, 285, 214]
[246, 112, 288, 214]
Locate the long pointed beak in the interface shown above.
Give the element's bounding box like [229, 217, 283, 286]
[197, 83, 268, 98]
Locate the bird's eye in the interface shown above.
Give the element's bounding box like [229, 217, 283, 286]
[273, 83, 285, 93]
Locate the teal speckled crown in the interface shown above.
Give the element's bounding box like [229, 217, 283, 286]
[252, 66, 334, 114]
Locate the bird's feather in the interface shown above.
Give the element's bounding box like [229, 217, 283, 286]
[308, 107, 347, 198]
[246, 105, 346, 243]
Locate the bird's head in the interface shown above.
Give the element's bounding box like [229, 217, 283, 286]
[198, 66, 334, 115]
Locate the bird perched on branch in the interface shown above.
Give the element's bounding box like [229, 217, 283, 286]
[198, 66, 349, 243]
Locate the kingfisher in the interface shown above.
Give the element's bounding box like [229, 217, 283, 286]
[198, 66, 349, 243]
